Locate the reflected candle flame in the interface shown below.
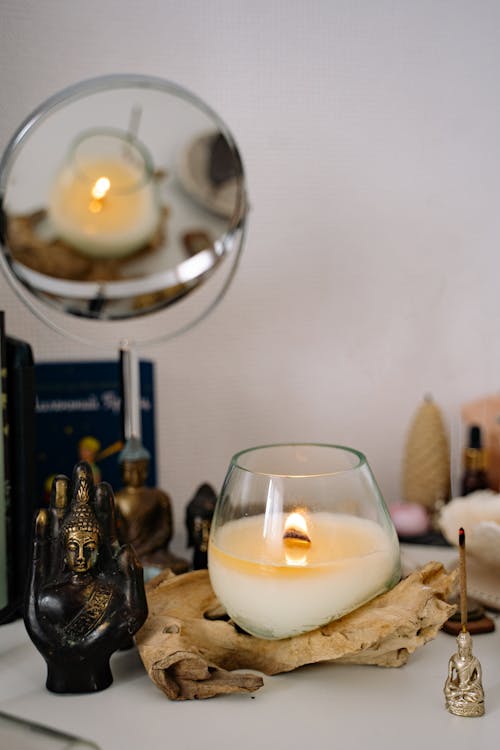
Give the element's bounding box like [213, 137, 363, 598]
[89, 176, 111, 213]
[92, 176, 111, 199]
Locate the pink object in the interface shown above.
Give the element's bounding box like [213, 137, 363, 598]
[389, 502, 430, 537]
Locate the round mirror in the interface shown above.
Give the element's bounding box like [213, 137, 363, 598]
[0, 74, 246, 332]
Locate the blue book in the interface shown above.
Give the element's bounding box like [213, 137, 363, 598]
[35, 360, 156, 506]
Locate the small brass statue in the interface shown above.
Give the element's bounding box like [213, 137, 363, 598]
[444, 630, 485, 717]
[115, 438, 188, 577]
[24, 462, 148, 693]
[444, 527, 485, 717]
[185, 483, 217, 569]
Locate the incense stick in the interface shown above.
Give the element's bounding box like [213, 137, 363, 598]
[459, 527, 467, 632]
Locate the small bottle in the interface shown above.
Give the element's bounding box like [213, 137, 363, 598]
[461, 425, 488, 496]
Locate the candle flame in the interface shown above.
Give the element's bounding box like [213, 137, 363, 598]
[284, 512, 310, 543]
[284, 510, 311, 566]
[92, 177, 111, 200]
[89, 176, 111, 213]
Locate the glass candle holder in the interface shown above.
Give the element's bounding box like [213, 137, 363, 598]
[208, 443, 401, 640]
[48, 127, 160, 259]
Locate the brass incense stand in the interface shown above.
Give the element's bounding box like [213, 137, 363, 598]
[444, 528, 485, 717]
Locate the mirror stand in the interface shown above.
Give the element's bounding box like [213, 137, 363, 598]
[0, 74, 248, 580]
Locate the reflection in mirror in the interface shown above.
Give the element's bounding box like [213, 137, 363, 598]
[0, 75, 246, 322]
[0, 75, 247, 590]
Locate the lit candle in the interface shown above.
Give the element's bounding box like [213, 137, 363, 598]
[208, 509, 400, 640]
[47, 129, 160, 259]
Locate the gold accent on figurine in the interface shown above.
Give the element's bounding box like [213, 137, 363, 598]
[61, 477, 100, 540]
[64, 530, 99, 574]
[63, 581, 113, 640]
[185, 483, 217, 569]
[194, 517, 210, 554]
[444, 528, 485, 717]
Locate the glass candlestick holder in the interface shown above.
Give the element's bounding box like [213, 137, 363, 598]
[208, 443, 401, 640]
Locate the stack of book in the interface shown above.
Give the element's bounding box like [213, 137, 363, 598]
[0, 313, 156, 623]
[0, 311, 36, 623]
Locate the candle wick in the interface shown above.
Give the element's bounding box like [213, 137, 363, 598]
[283, 528, 311, 546]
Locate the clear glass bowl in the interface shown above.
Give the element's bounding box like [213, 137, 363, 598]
[208, 443, 401, 640]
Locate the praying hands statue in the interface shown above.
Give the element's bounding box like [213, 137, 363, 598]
[24, 461, 148, 693]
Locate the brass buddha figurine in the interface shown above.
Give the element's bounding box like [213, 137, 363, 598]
[444, 630, 485, 717]
[24, 461, 148, 693]
[114, 438, 188, 577]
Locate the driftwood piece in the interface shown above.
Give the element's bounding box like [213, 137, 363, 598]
[135, 562, 456, 700]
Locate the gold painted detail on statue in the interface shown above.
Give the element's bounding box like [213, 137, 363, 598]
[194, 518, 210, 552]
[445, 700, 484, 718]
[63, 581, 112, 641]
[76, 477, 91, 504]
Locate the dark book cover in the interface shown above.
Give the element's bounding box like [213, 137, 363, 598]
[0, 322, 37, 623]
[0, 313, 8, 612]
[6, 336, 36, 617]
[34, 360, 156, 507]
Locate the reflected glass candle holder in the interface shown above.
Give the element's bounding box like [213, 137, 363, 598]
[48, 127, 160, 259]
[208, 443, 401, 640]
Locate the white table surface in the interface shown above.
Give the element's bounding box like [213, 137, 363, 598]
[1, 545, 499, 750]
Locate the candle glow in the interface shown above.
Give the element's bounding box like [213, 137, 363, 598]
[47, 131, 160, 259]
[89, 176, 111, 212]
[209, 511, 400, 640]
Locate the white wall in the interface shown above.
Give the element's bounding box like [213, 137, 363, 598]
[1, 1, 499, 552]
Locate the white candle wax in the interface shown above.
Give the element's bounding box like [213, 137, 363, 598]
[208, 512, 400, 640]
[48, 155, 160, 259]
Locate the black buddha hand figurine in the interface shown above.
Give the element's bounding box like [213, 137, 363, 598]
[24, 461, 148, 694]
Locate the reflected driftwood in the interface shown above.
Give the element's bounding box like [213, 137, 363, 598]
[136, 562, 456, 700]
[7, 206, 168, 283]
